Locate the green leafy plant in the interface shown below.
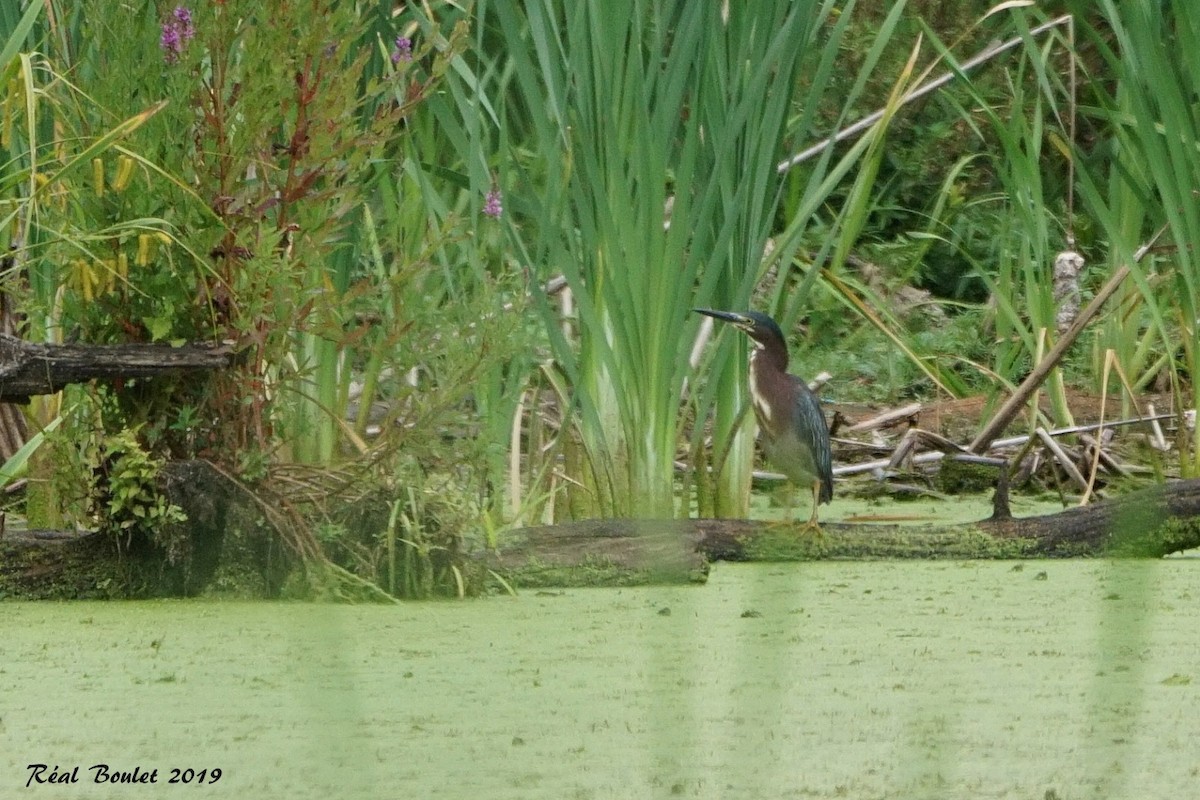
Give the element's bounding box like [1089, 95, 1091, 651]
[82, 426, 185, 544]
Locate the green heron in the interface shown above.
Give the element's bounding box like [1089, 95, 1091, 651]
[694, 308, 833, 530]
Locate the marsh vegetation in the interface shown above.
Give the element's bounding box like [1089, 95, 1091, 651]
[0, 3, 1196, 587]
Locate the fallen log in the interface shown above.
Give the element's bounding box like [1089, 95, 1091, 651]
[6, 477, 1200, 597]
[483, 479, 1200, 587]
[0, 461, 281, 600]
[484, 518, 713, 587]
[0, 334, 232, 403]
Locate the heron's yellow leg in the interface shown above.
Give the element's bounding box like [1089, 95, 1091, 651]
[797, 480, 824, 538]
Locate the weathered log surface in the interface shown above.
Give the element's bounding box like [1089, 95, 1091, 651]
[483, 479, 1200, 587]
[483, 519, 713, 587]
[6, 477, 1200, 597]
[0, 334, 232, 402]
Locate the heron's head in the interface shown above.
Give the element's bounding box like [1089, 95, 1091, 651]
[693, 308, 786, 353]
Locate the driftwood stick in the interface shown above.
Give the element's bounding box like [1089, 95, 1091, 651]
[987, 413, 1175, 449]
[990, 465, 1012, 519]
[886, 428, 967, 471]
[886, 429, 919, 471]
[831, 414, 1162, 478]
[1079, 433, 1132, 478]
[1037, 427, 1089, 492]
[969, 226, 1168, 453]
[9, 479, 1200, 593]
[1147, 403, 1170, 451]
[845, 402, 922, 434]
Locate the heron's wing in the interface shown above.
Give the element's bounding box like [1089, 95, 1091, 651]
[789, 375, 834, 503]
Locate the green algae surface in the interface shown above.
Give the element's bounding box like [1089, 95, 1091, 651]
[750, 487, 1071, 527]
[3, 560, 1199, 799]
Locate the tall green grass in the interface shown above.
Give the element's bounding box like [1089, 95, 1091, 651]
[457, 0, 920, 520]
[1073, 1, 1200, 473]
[446, 1, 808, 518]
[961, 50, 1077, 428]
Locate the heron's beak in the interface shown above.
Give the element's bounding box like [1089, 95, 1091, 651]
[693, 308, 754, 331]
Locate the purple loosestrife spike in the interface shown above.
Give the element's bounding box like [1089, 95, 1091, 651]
[160, 24, 181, 61]
[483, 188, 503, 219]
[484, 189, 503, 218]
[161, 6, 194, 63]
[391, 36, 413, 65]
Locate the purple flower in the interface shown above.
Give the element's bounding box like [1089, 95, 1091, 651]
[483, 188, 503, 219]
[173, 6, 193, 28]
[161, 6, 195, 63]
[160, 25, 181, 60]
[391, 36, 413, 65]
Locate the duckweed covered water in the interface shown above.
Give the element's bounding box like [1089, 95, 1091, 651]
[3, 560, 1198, 799]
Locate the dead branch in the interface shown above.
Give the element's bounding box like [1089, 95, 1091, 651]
[0, 334, 232, 403]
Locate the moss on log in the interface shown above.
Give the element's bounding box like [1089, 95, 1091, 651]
[6, 476, 1200, 598]
[483, 519, 712, 588]
[0, 528, 121, 599]
[484, 479, 1200, 588]
[0, 461, 284, 599]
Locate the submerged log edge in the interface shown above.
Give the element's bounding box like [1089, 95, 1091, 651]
[484, 479, 1200, 587]
[5, 477, 1200, 597]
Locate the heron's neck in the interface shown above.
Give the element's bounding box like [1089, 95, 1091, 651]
[750, 344, 787, 375]
[748, 345, 787, 429]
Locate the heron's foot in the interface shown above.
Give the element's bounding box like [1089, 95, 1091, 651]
[796, 519, 825, 540]
[766, 516, 824, 539]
